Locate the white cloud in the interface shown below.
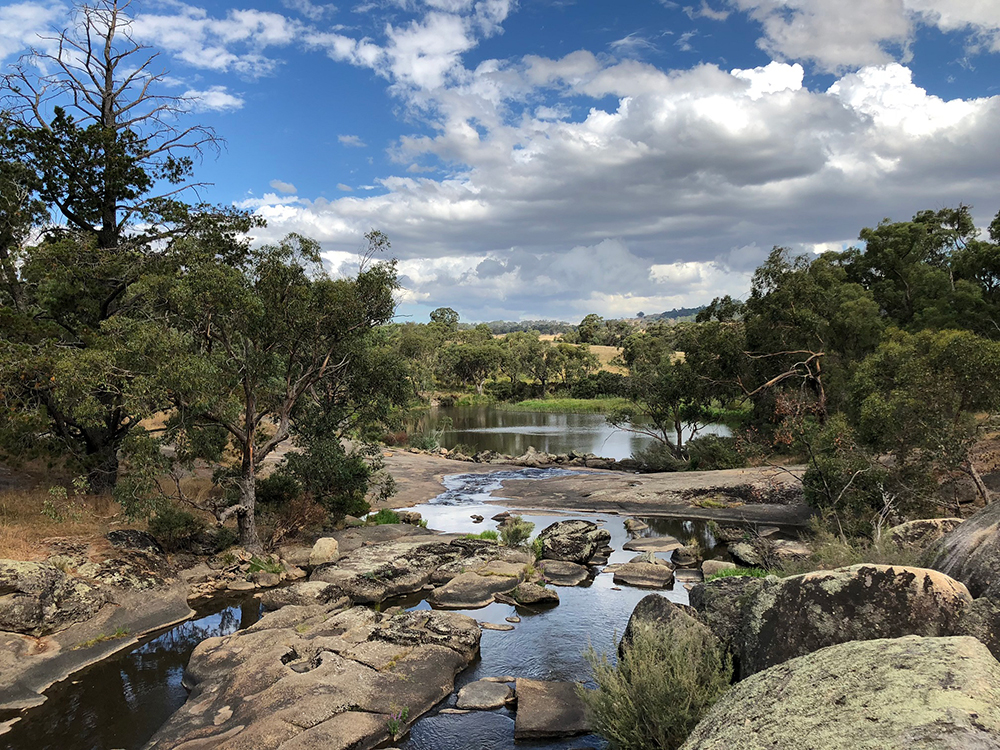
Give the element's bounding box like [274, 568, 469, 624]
[0, 1, 64, 61]
[280, 0, 337, 21]
[269, 179, 298, 194]
[338, 134, 368, 147]
[337, 183, 354, 191]
[183, 85, 245, 111]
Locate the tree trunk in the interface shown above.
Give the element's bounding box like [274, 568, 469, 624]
[86, 444, 120, 494]
[237, 472, 262, 553]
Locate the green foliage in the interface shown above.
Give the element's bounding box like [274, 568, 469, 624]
[463, 530, 499, 541]
[368, 508, 401, 525]
[256, 474, 303, 509]
[704, 566, 771, 581]
[148, 506, 206, 552]
[500, 397, 632, 414]
[685, 435, 745, 471]
[248, 556, 283, 575]
[532, 536, 544, 560]
[581, 617, 732, 750]
[632, 442, 687, 472]
[499, 517, 535, 548]
[777, 523, 924, 576]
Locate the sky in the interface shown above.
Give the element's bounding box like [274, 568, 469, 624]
[2, 0, 1000, 323]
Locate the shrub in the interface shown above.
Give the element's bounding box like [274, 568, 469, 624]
[463, 530, 499, 541]
[777, 523, 925, 576]
[581, 617, 732, 750]
[499, 516, 535, 547]
[407, 433, 440, 451]
[686, 435, 745, 471]
[148, 505, 205, 552]
[368, 508, 401, 525]
[632, 442, 686, 472]
[532, 536, 544, 560]
[255, 473, 303, 508]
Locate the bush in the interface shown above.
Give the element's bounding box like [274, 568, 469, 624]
[705, 566, 771, 582]
[148, 505, 205, 552]
[256, 473, 303, 508]
[632, 442, 686, 472]
[581, 617, 732, 750]
[500, 516, 535, 548]
[777, 523, 925, 576]
[686, 435, 745, 471]
[368, 508, 401, 525]
[463, 530, 499, 541]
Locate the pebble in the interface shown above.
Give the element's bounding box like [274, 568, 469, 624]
[505, 616, 521, 623]
[480, 622, 515, 632]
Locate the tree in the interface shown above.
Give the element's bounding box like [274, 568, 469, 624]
[444, 341, 503, 395]
[578, 313, 605, 344]
[429, 306, 460, 330]
[147, 232, 398, 552]
[0, 0, 250, 492]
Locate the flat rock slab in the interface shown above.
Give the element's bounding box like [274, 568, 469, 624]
[514, 678, 589, 740]
[456, 679, 513, 710]
[622, 536, 681, 553]
[613, 562, 675, 589]
[538, 560, 589, 586]
[429, 570, 522, 609]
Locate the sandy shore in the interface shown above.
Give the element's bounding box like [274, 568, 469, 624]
[380, 451, 811, 527]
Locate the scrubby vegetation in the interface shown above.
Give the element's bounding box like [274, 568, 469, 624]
[581, 617, 732, 750]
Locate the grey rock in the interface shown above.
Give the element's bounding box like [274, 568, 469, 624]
[514, 678, 589, 740]
[538, 520, 611, 565]
[681, 636, 1000, 750]
[622, 536, 681, 554]
[888, 518, 963, 550]
[0, 560, 108, 636]
[927, 503, 1000, 597]
[456, 679, 513, 709]
[612, 562, 675, 589]
[106, 530, 164, 555]
[619, 593, 709, 657]
[538, 560, 589, 586]
[701, 560, 737, 577]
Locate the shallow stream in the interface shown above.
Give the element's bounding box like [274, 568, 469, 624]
[4, 468, 723, 749]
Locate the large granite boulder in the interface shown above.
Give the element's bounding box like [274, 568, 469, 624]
[538, 560, 589, 586]
[612, 562, 674, 589]
[619, 594, 708, 657]
[0, 560, 108, 636]
[308, 538, 339, 567]
[888, 518, 963, 550]
[538, 520, 611, 565]
[681, 636, 1000, 750]
[927, 502, 1000, 597]
[429, 561, 524, 609]
[106, 529, 164, 555]
[688, 575, 766, 668]
[144, 605, 481, 750]
[738, 564, 972, 677]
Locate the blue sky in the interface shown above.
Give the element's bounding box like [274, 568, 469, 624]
[3, 0, 1000, 323]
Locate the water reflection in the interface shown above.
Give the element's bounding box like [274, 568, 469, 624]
[417, 405, 730, 461]
[3, 596, 262, 750]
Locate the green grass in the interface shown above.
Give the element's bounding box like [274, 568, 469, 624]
[73, 626, 130, 650]
[463, 530, 499, 541]
[368, 508, 401, 525]
[704, 566, 771, 582]
[499, 397, 634, 414]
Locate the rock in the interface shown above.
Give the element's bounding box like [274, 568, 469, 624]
[250, 571, 282, 588]
[510, 583, 559, 607]
[538, 520, 612, 564]
[622, 536, 681, 554]
[738, 564, 973, 677]
[258, 581, 347, 610]
[456, 679, 513, 709]
[619, 594, 709, 656]
[955, 589, 1000, 661]
[277, 544, 312, 569]
[623, 518, 649, 536]
[144, 605, 481, 749]
[680, 636, 1000, 750]
[688, 575, 767, 668]
[927, 503, 1000, 597]
[106, 530, 164, 555]
[538, 560, 589, 586]
[888, 518, 964, 550]
[429, 564, 523, 609]
[674, 568, 704, 584]
[480, 622, 515, 631]
[397, 511, 423, 525]
[701, 559, 737, 577]
[284, 565, 307, 581]
[728, 539, 810, 568]
[310, 538, 474, 603]
[308, 538, 340, 568]
[671, 545, 701, 568]
[514, 679, 589, 740]
[612, 563, 675, 589]
[506, 616, 521, 623]
[628, 552, 671, 566]
[492, 512, 511, 522]
[226, 580, 255, 591]
[0, 560, 108, 636]
[471, 515, 484, 523]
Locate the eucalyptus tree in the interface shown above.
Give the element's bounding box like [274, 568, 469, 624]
[0, 0, 251, 492]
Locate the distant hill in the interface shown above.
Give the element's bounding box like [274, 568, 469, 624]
[642, 306, 706, 322]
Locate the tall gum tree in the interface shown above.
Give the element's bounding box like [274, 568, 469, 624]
[0, 0, 252, 492]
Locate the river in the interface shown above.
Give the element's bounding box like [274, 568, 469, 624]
[3, 468, 726, 750]
[415, 405, 731, 461]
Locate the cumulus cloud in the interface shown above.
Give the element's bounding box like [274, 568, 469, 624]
[338, 134, 368, 147]
[0, 1, 65, 61]
[183, 85, 245, 111]
[269, 179, 298, 194]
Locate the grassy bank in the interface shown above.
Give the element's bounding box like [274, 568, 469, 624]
[497, 397, 633, 414]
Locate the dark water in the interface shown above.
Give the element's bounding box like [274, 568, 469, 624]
[3, 468, 725, 750]
[417, 405, 730, 461]
[2, 596, 263, 750]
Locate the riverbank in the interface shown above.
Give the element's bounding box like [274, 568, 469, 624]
[379, 451, 810, 527]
